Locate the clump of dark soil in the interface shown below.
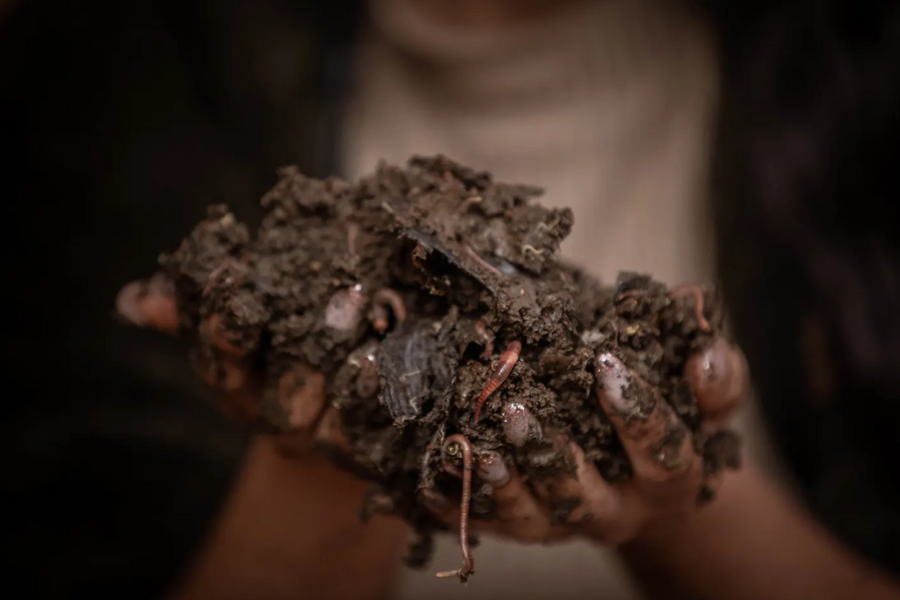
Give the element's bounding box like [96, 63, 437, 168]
[156, 155, 740, 578]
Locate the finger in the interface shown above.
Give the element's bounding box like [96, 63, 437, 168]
[269, 365, 331, 456]
[529, 440, 632, 542]
[500, 402, 543, 447]
[686, 338, 749, 423]
[196, 315, 252, 395]
[193, 347, 251, 396]
[429, 460, 553, 543]
[419, 487, 455, 517]
[193, 314, 262, 423]
[475, 450, 511, 487]
[312, 406, 351, 453]
[199, 314, 248, 357]
[194, 348, 258, 424]
[594, 352, 697, 486]
[278, 364, 326, 431]
[115, 275, 179, 334]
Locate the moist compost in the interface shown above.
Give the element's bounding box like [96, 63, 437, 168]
[154, 155, 741, 577]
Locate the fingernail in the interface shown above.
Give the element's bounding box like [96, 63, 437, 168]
[687, 339, 727, 387]
[686, 340, 748, 415]
[594, 352, 636, 412]
[115, 281, 147, 326]
[501, 402, 542, 447]
[476, 450, 510, 487]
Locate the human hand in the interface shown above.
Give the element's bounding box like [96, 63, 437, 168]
[115, 274, 344, 460]
[117, 273, 748, 579]
[423, 333, 748, 552]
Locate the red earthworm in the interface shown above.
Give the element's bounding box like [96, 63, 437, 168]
[371, 288, 407, 333]
[435, 434, 474, 583]
[669, 284, 711, 332]
[473, 341, 522, 424]
[463, 244, 503, 277]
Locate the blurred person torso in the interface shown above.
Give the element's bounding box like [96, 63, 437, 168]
[339, 2, 721, 597]
[342, 0, 719, 287]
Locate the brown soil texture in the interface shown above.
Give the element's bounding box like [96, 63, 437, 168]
[157, 155, 740, 571]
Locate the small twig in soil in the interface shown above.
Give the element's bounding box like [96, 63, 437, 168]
[370, 288, 408, 333]
[669, 284, 711, 332]
[436, 434, 475, 583]
[474, 341, 522, 424]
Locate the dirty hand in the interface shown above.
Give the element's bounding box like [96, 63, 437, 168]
[426, 337, 748, 547]
[116, 275, 343, 458]
[117, 275, 748, 548]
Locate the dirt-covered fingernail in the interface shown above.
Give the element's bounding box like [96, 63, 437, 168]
[594, 352, 637, 413]
[476, 450, 510, 487]
[115, 281, 145, 325]
[501, 402, 542, 447]
[324, 284, 366, 332]
[686, 339, 748, 418]
[116, 280, 179, 333]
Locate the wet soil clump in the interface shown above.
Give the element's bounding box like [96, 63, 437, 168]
[157, 155, 740, 573]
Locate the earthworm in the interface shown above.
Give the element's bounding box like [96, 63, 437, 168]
[669, 284, 711, 332]
[435, 434, 475, 583]
[474, 320, 494, 359]
[371, 288, 407, 333]
[463, 244, 503, 277]
[474, 341, 522, 424]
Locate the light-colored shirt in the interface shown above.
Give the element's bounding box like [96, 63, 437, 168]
[338, 2, 770, 599]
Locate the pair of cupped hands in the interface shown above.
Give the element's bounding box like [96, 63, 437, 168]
[118, 274, 748, 548]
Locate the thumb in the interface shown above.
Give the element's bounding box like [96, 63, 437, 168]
[115, 273, 180, 335]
